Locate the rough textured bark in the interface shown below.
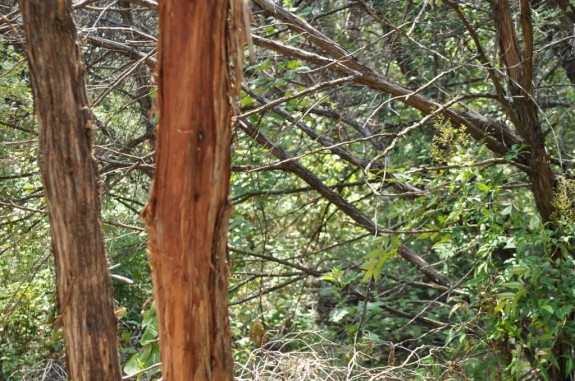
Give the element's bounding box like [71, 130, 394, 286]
[490, 0, 556, 224]
[141, 1, 234, 380]
[18, 1, 122, 380]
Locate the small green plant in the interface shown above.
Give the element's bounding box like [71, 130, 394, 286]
[123, 301, 161, 380]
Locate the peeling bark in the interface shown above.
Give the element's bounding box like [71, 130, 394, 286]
[142, 1, 234, 379]
[18, 0, 122, 379]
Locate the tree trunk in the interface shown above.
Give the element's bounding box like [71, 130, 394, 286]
[18, 1, 122, 380]
[142, 1, 235, 380]
[491, 1, 570, 378]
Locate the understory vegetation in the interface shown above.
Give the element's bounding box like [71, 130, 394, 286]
[2, 0, 575, 379]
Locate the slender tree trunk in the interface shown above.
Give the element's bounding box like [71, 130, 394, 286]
[490, 0, 556, 223]
[490, 1, 572, 379]
[18, 1, 122, 379]
[142, 1, 235, 380]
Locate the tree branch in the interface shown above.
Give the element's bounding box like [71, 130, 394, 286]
[238, 119, 452, 287]
[251, 34, 526, 164]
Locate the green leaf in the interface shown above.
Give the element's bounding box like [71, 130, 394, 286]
[364, 248, 385, 259]
[476, 183, 491, 191]
[498, 292, 516, 300]
[360, 259, 379, 271]
[549, 353, 560, 370]
[541, 304, 554, 314]
[509, 265, 529, 275]
[494, 301, 507, 314]
[536, 334, 554, 342]
[362, 268, 374, 283]
[140, 325, 158, 345]
[501, 204, 513, 215]
[330, 308, 350, 323]
[123, 353, 143, 375]
[502, 281, 523, 290]
[298, 6, 313, 16]
[286, 61, 302, 70]
[567, 357, 574, 376]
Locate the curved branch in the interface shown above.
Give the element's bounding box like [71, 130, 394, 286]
[252, 35, 526, 165]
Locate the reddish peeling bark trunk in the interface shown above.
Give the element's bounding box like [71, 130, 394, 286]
[18, 1, 122, 379]
[142, 1, 234, 380]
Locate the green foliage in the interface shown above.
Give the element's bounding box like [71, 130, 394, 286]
[450, 232, 575, 379]
[123, 302, 161, 380]
[0, 268, 60, 376]
[360, 236, 400, 282]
